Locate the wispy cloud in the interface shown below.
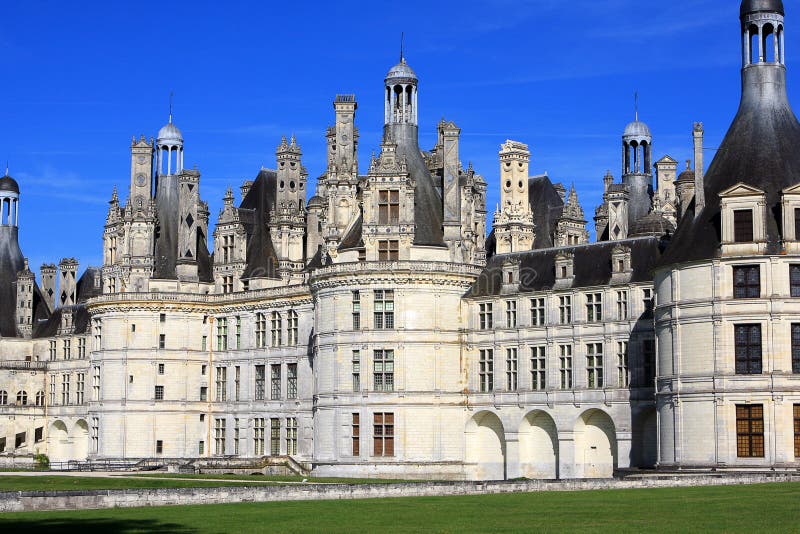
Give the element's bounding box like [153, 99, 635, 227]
[16, 166, 109, 206]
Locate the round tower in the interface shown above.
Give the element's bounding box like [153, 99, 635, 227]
[0, 171, 25, 337]
[156, 113, 184, 177]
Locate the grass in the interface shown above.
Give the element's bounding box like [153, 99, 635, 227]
[130, 473, 412, 484]
[0, 483, 799, 533]
[0, 475, 279, 492]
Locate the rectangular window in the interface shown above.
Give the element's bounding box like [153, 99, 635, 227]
[156, 440, 163, 455]
[287, 363, 298, 399]
[15, 432, 26, 449]
[270, 418, 281, 455]
[256, 313, 267, 348]
[287, 311, 298, 346]
[373, 412, 395, 457]
[158, 363, 165, 375]
[559, 296, 572, 324]
[733, 209, 754, 243]
[76, 373, 85, 404]
[378, 190, 400, 224]
[63, 339, 71, 359]
[735, 324, 763, 375]
[374, 290, 395, 329]
[617, 341, 629, 387]
[373, 349, 395, 391]
[93, 318, 102, 351]
[793, 325, 800, 374]
[733, 265, 760, 298]
[643, 288, 654, 313]
[506, 348, 518, 391]
[586, 343, 603, 388]
[200, 386, 207, 401]
[736, 404, 765, 457]
[214, 418, 226, 455]
[49, 340, 56, 361]
[271, 364, 281, 400]
[479, 303, 493, 330]
[234, 418, 240, 455]
[216, 318, 228, 351]
[235, 366, 241, 401]
[586, 293, 603, 322]
[643, 339, 655, 385]
[352, 350, 361, 392]
[530, 298, 545, 326]
[91, 417, 99, 453]
[254, 418, 265, 456]
[159, 334, 166, 349]
[479, 349, 494, 392]
[216, 366, 227, 402]
[352, 291, 361, 330]
[92, 366, 100, 401]
[255, 365, 265, 400]
[61, 374, 70, 405]
[378, 240, 399, 261]
[198, 441, 205, 455]
[285, 417, 298, 455]
[235, 316, 241, 349]
[78, 338, 86, 359]
[202, 336, 207, 351]
[270, 312, 282, 347]
[154, 385, 164, 401]
[616, 291, 628, 320]
[795, 405, 800, 458]
[559, 345, 573, 389]
[49, 376, 56, 406]
[505, 300, 517, 328]
[35, 427, 43, 443]
[352, 413, 361, 456]
[531, 346, 546, 390]
[795, 208, 800, 242]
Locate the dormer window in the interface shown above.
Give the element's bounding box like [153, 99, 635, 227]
[780, 183, 800, 252]
[720, 183, 766, 255]
[733, 209, 754, 242]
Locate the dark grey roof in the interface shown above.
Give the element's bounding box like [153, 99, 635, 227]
[0, 175, 19, 193]
[529, 175, 566, 249]
[305, 246, 325, 272]
[630, 212, 675, 238]
[0, 227, 24, 337]
[153, 174, 180, 279]
[240, 170, 280, 280]
[660, 64, 800, 266]
[339, 214, 364, 251]
[467, 236, 663, 298]
[741, 0, 783, 17]
[76, 267, 103, 302]
[33, 305, 90, 339]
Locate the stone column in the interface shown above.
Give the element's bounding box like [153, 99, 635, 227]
[505, 431, 520, 479]
[616, 431, 632, 469]
[558, 431, 577, 479]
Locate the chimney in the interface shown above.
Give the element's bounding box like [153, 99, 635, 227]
[693, 122, 705, 216]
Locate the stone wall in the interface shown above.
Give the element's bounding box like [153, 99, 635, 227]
[1, 473, 797, 512]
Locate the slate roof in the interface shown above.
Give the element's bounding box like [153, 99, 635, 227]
[529, 175, 566, 249]
[467, 236, 663, 298]
[0, 227, 25, 337]
[240, 169, 280, 280]
[339, 213, 364, 251]
[660, 64, 800, 266]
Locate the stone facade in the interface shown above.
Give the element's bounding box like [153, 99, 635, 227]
[0, 1, 797, 481]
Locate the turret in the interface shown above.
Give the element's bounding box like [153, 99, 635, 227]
[621, 111, 653, 225]
[15, 258, 34, 338]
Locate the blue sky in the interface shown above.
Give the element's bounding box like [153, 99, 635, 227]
[1, 0, 795, 271]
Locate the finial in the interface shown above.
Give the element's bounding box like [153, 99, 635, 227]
[4, 161, 8, 177]
[169, 91, 174, 123]
[400, 32, 405, 62]
[686, 159, 692, 169]
[634, 91, 639, 121]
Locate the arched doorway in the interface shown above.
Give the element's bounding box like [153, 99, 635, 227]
[465, 411, 506, 480]
[71, 419, 89, 461]
[519, 410, 559, 479]
[574, 409, 617, 478]
[48, 420, 69, 462]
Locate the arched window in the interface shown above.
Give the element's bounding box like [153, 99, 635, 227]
[0, 390, 7, 404]
[750, 25, 760, 63]
[35, 391, 45, 407]
[16, 391, 27, 406]
[763, 24, 776, 63]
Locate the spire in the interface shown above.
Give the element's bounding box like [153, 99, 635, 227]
[634, 91, 639, 121]
[169, 91, 174, 124]
[110, 186, 119, 204]
[4, 161, 7, 177]
[400, 32, 405, 62]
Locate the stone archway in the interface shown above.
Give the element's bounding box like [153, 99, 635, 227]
[574, 409, 617, 478]
[519, 410, 559, 479]
[48, 420, 70, 462]
[465, 411, 506, 480]
[71, 419, 89, 461]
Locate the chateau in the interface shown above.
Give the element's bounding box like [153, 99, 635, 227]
[0, 0, 798, 480]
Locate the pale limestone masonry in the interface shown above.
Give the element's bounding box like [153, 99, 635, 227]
[0, 1, 798, 482]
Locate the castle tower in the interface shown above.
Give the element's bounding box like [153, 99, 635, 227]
[271, 136, 308, 277]
[58, 258, 78, 307]
[0, 171, 25, 337]
[622, 110, 653, 226]
[494, 140, 535, 254]
[15, 258, 34, 338]
[213, 187, 246, 293]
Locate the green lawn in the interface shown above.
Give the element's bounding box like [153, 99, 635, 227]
[0, 475, 279, 492]
[0, 483, 798, 533]
[130, 472, 412, 484]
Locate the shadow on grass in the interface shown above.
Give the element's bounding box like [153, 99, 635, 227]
[0, 518, 196, 533]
